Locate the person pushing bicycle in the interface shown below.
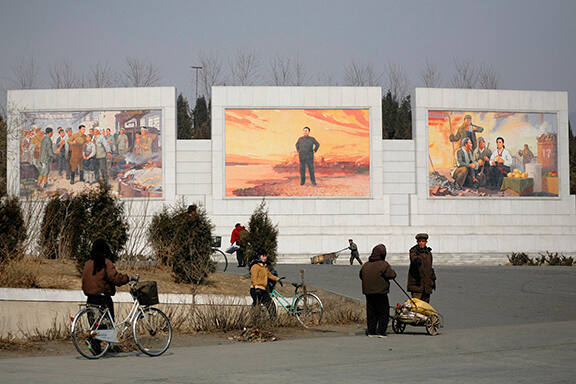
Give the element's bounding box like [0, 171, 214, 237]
[81, 239, 136, 353]
[249, 252, 280, 313]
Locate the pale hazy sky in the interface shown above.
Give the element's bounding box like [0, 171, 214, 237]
[1, 0, 574, 127]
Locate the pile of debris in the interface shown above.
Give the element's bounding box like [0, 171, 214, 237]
[232, 327, 278, 343]
[429, 171, 462, 196]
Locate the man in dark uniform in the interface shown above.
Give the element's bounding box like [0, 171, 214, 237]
[348, 239, 362, 265]
[407, 233, 436, 303]
[295, 127, 320, 186]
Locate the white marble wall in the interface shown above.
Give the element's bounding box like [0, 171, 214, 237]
[8, 87, 576, 262]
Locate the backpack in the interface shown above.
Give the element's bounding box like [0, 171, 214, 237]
[238, 228, 250, 248]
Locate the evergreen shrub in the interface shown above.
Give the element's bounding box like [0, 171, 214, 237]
[148, 203, 214, 284]
[245, 200, 279, 265]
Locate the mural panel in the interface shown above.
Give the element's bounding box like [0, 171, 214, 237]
[428, 111, 558, 197]
[225, 109, 370, 197]
[18, 110, 162, 198]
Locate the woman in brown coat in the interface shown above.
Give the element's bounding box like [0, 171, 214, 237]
[407, 233, 437, 303]
[359, 244, 397, 337]
[81, 239, 132, 321]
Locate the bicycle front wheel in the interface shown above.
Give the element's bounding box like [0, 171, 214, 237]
[294, 293, 324, 328]
[133, 307, 172, 356]
[210, 249, 228, 272]
[71, 306, 111, 359]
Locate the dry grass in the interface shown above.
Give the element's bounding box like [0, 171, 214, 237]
[0, 258, 251, 295]
[0, 258, 41, 288]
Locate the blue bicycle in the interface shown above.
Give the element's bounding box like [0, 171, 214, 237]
[269, 279, 324, 328]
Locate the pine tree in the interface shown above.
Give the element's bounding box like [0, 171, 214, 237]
[193, 96, 211, 139]
[177, 93, 193, 139]
[245, 200, 279, 265]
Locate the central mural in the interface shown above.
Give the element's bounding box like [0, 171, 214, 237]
[225, 109, 370, 197]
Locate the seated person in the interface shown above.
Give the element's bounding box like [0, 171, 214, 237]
[488, 137, 512, 190]
[452, 137, 481, 189]
[473, 137, 492, 187]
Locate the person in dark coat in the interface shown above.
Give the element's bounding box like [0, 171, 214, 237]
[295, 126, 320, 186]
[359, 244, 397, 337]
[348, 239, 362, 265]
[81, 239, 134, 355]
[407, 233, 436, 303]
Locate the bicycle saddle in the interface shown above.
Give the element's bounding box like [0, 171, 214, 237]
[291, 283, 303, 288]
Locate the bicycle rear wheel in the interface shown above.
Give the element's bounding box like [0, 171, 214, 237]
[133, 307, 172, 356]
[210, 249, 228, 272]
[294, 293, 324, 328]
[71, 306, 111, 359]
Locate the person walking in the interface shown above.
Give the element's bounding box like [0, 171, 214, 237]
[407, 233, 436, 303]
[230, 223, 248, 267]
[348, 239, 363, 265]
[359, 244, 397, 337]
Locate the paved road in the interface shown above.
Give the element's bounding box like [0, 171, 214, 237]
[1, 265, 575, 383]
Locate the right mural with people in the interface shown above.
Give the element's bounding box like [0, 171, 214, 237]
[428, 111, 558, 197]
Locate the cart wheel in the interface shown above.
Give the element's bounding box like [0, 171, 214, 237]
[391, 318, 406, 334]
[425, 314, 440, 336]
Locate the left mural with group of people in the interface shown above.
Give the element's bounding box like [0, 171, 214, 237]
[18, 109, 163, 198]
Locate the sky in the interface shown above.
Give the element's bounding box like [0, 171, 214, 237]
[1, 0, 575, 129]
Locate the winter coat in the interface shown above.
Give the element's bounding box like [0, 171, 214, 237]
[249, 260, 279, 290]
[359, 244, 397, 295]
[407, 245, 436, 294]
[82, 259, 129, 296]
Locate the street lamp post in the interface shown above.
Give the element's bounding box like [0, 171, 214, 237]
[190, 66, 202, 104]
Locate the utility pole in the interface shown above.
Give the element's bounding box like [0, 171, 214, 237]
[190, 66, 202, 104]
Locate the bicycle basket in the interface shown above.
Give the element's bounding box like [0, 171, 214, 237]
[211, 236, 222, 248]
[134, 281, 159, 306]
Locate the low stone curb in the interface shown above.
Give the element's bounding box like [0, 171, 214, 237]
[0, 287, 251, 305]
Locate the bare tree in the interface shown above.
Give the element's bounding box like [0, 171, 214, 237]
[344, 61, 382, 87]
[122, 58, 161, 87]
[293, 55, 307, 86]
[450, 58, 477, 88]
[87, 62, 115, 88]
[386, 61, 409, 101]
[229, 50, 260, 86]
[420, 60, 442, 88]
[198, 52, 225, 100]
[315, 72, 336, 86]
[269, 55, 292, 86]
[49, 60, 80, 89]
[11, 57, 40, 89]
[477, 62, 499, 89]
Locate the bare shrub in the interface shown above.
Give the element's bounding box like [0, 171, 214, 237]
[0, 257, 40, 288]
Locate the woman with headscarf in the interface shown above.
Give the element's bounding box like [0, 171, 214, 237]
[359, 244, 397, 337]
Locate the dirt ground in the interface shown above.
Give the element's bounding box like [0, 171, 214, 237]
[0, 323, 363, 359]
[10, 258, 259, 295]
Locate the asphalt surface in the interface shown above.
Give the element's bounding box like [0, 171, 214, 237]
[1, 264, 575, 383]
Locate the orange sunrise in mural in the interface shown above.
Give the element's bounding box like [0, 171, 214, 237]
[225, 109, 370, 197]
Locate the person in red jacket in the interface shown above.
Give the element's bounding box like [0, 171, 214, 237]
[230, 223, 248, 267]
[359, 244, 397, 337]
